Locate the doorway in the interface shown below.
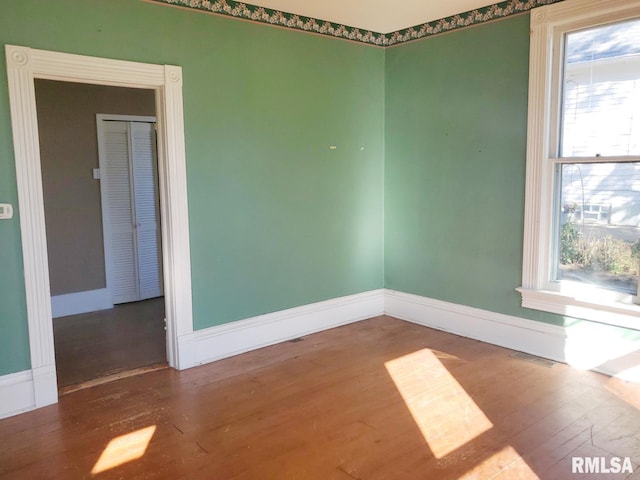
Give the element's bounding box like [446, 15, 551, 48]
[35, 81, 167, 390]
[5, 45, 193, 409]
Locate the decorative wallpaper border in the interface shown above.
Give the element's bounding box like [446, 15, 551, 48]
[387, 0, 564, 46]
[152, 0, 566, 46]
[152, 0, 387, 45]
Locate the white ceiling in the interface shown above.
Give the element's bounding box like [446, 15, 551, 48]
[243, 0, 499, 34]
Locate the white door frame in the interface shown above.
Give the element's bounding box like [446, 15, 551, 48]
[96, 114, 160, 305]
[5, 45, 194, 409]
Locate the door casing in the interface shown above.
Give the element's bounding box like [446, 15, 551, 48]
[5, 45, 194, 408]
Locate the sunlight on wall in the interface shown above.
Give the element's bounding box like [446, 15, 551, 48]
[460, 445, 539, 479]
[384, 349, 492, 459]
[91, 425, 157, 475]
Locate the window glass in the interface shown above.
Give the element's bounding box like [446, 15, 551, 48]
[557, 162, 640, 294]
[561, 19, 640, 158]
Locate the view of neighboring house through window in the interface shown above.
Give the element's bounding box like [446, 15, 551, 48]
[556, 19, 640, 295]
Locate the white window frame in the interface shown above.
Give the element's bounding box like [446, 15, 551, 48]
[518, 0, 640, 331]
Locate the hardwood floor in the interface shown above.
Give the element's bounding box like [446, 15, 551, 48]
[53, 298, 166, 389]
[2, 316, 640, 479]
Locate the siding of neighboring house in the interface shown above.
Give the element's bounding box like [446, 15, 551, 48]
[561, 27, 640, 228]
[562, 56, 640, 158]
[562, 163, 640, 227]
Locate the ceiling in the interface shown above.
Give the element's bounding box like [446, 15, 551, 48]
[238, 0, 499, 34]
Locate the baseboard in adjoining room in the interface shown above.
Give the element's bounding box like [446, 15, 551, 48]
[51, 288, 113, 318]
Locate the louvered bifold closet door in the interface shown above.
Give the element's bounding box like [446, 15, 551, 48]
[130, 122, 163, 300]
[102, 121, 139, 304]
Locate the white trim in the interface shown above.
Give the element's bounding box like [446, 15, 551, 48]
[183, 289, 385, 368]
[0, 370, 35, 420]
[0, 290, 384, 419]
[5, 45, 194, 409]
[520, 0, 640, 328]
[518, 287, 640, 331]
[51, 289, 113, 318]
[3, 289, 639, 419]
[385, 289, 640, 383]
[385, 290, 567, 363]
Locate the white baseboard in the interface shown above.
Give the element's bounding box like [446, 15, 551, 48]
[385, 289, 568, 362]
[32, 364, 58, 408]
[51, 288, 113, 318]
[4, 287, 638, 421]
[180, 289, 385, 369]
[384, 289, 640, 383]
[0, 370, 35, 420]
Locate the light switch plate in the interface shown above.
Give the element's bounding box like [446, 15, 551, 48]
[93, 168, 101, 179]
[0, 204, 14, 220]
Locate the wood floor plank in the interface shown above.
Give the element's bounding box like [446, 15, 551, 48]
[1, 316, 639, 479]
[53, 297, 166, 388]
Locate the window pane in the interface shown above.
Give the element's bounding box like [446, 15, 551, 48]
[557, 163, 640, 294]
[561, 19, 640, 157]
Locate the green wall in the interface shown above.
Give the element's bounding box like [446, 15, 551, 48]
[2, 2, 637, 378]
[384, 14, 574, 328]
[385, 15, 542, 322]
[0, 0, 384, 375]
[383, 14, 639, 343]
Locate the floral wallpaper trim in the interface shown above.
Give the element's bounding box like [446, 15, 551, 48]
[151, 0, 387, 46]
[387, 0, 564, 46]
[151, 0, 566, 46]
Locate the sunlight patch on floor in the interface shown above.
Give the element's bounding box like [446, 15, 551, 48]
[612, 363, 640, 383]
[460, 446, 540, 479]
[564, 321, 640, 371]
[91, 425, 156, 475]
[385, 348, 492, 459]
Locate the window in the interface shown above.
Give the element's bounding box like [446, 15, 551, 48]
[519, 0, 640, 330]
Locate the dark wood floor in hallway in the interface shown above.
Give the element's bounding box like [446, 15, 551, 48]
[53, 298, 166, 389]
[2, 316, 640, 479]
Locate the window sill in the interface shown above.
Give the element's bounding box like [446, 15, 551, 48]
[517, 286, 640, 331]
